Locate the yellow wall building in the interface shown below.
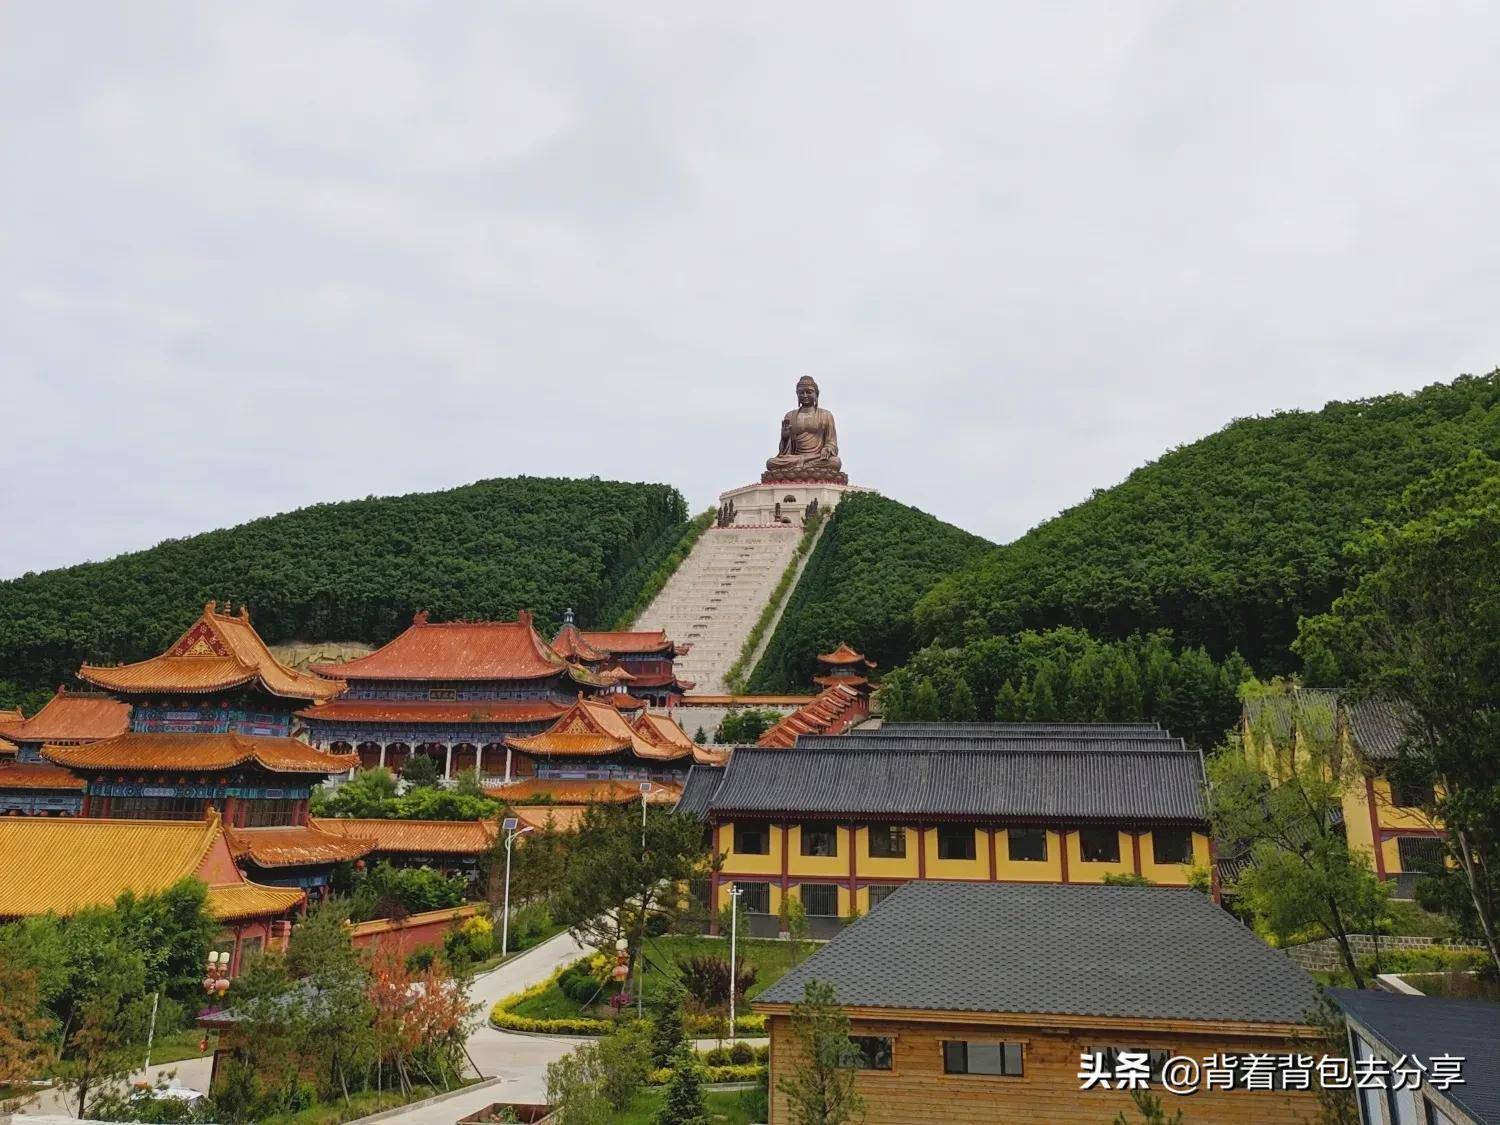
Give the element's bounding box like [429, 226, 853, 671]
[1240, 692, 1444, 893]
[680, 727, 1213, 937]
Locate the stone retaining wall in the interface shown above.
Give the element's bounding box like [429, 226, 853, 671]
[1282, 933, 1480, 972]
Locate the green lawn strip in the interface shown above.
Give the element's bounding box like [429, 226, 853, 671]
[614, 1086, 758, 1125]
[468, 920, 571, 975]
[262, 1079, 478, 1124]
[145, 1027, 217, 1067]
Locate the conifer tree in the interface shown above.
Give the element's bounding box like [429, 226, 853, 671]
[655, 1042, 708, 1125]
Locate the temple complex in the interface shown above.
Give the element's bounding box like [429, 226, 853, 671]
[0, 689, 131, 815]
[486, 695, 724, 806]
[551, 609, 695, 706]
[812, 642, 876, 690]
[45, 602, 368, 894]
[299, 611, 619, 780]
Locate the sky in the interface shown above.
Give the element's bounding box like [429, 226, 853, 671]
[2, 3, 1498, 579]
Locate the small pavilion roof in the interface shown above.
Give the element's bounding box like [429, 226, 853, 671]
[80, 603, 341, 702]
[7, 690, 131, 744]
[0, 760, 85, 791]
[310, 817, 498, 857]
[816, 642, 873, 667]
[295, 699, 567, 726]
[225, 822, 375, 868]
[0, 811, 305, 921]
[550, 622, 610, 663]
[580, 629, 685, 656]
[0, 708, 24, 750]
[608, 692, 647, 712]
[313, 611, 575, 683]
[44, 732, 357, 775]
[506, 697, 692, 762]
[507, 804, 593, 832]
[484, 777, 682, 806]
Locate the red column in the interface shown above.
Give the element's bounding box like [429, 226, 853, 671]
[1058, 828, 1070, 884]
[987, 828, 998, 881]
[1131, 831, 1142, 876]
[917, 828, 927, 879]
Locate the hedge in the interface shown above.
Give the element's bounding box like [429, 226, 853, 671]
[648, 1064, 766, 1086]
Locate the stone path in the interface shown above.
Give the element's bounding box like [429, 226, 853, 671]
[634, 525, 804, 694]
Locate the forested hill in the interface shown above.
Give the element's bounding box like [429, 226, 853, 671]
[915, 372, 1500, 674]
[0, 477, 694, 710]
[747, 493, 992, 691]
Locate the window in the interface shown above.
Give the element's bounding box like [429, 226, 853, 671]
[942, 1040, 1023, 1076]
[867, 884, 901, 909]
[734, 823, 770, 855]
[1007, 828, 1047, 862]
[867, 823, 906, 858]
[1079, 828, 1120, 863]
[851, 1036, 892, 1071]
[1391, 777, 1434, 809]
[801, 822, 838, 857]
[800, 884, 839, 917]
[1152, 829, 1192, 866]
[734, 882, 770, 914]
[241, 798, 298, 827]
[936, 825, 976, 860]
[1397, 836, 1445, 874]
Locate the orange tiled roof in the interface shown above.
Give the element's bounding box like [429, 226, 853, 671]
[816, 642, 873, 667]
[80, 603, 342, 702]
[8, 690, 131, 744]
[692, 744, 730, 767]
[758, 684, 866, 749]
[550, 623, 610, 663]
[813, 674, 869, 688]
[0, 811, 301, 921]
[43, 732, 357, 774]
[681, 695, 817, 706]
[310, 817, 498, 856]
[580, 630, 685, 656]
[313, 611, 572, 682]
[506, 697, 691, 762]
[0, 737, 14, 755]
[205, 881, 306, 922]
[295, 699, 567, 725]
[509, 804, 592, 832]
[609, 693, 647, 712]
[225, 822, 375, 868]
[634, 711, 696, 752]
[485, 778, 683, 806]
[0, 761, 85, 791]
[0, 708, 24, 747]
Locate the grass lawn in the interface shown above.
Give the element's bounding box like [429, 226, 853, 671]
[1384, 899, 1458, 939]
[146, 1027, 216, 1066]
[615, 1086, 759, 1124]
[262, 1079, 477, 1124]
[468, 919, 570, 975]
[509, 934, 809, 1020]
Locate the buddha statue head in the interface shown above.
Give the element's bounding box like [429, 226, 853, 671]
[796, 375, 819, 408]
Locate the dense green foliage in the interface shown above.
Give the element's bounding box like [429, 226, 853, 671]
[310, 767, 499, 820]
[915, 374, 1500, 674]
[725, 511, 825, 693]
[880, 627, 1251, 749]
[348, 861, 470, 922]
[0, 476, 690, 709]
[748, 494, 992, 691]
[714, 709, 780, 744]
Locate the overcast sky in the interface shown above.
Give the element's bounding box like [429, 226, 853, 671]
[3, 3, 1497, 579]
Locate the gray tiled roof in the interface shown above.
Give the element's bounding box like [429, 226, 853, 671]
[878, 722, 1162, 735]
[798, 733, 1184, 752]
[756, 882, 1320, 1025]
[1344, 697, 1412, 761]
[707, 745, 1207, 823]
[672, 764, 724, 822]
[1332, 989, 1500, 1124]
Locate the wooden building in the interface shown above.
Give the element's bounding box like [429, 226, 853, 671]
[690, 724, 1212, 937]
[0, 811, 304, 976]
[49, 602, 368, 894]
[757, 683, 869, 748]
[299, 611, 608, 779]
[551, 608, 695, 706]
[755, 881, 1322, 1124]
[311, 816, 499, 878]
[0, 689, 131, 816]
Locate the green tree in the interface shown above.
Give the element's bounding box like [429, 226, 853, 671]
[1210, 699, 1389, 986]
[399, 753, 441, 790]
[0, 959, 55, 1095]
[907, 678, 941, 722]
[1298, 452, 1500, 969]
[314, 768, 398, 818]
[655, 1042, 709, 1125]
[552, 804, 710, 999]
[595, 1021, 652, 1111]
[1113, 1088, 1184, 1124]
[775, 980, 864, 1125]
[545, 1041, 612, 1125]
[649, 985, 688, 1068]
[51, 940, 155, 1118]
[284, 901, 378, 1101]
[716, 709, 781, 744]
[946, 677, 977, 721]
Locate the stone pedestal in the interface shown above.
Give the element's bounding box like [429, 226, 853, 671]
[717, 479, 873, 527]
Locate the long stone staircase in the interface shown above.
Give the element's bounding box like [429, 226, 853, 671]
[634, 525, 805, 695]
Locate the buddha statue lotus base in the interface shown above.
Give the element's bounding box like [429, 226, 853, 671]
[761, 466, 849, 485]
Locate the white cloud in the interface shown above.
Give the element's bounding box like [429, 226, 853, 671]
[2, 1, 1497, 575]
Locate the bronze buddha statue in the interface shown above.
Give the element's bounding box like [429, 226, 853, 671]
[763, 376, 847, 484]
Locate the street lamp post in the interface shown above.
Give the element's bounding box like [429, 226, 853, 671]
[728, 885, 743, 1042]
[636, 782, 652, 1018]
[500, 817, 531, 958]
